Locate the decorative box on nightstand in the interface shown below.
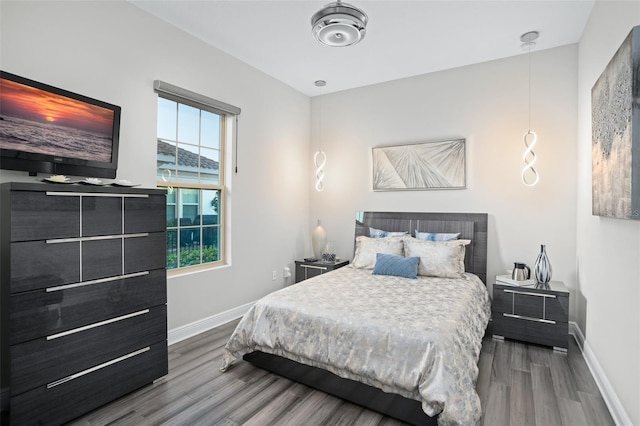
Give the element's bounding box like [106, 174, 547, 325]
[492, 280, 569, 351]
[294, 259, 349, 283]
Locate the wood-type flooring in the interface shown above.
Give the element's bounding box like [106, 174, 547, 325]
[70, 319, 615, 426]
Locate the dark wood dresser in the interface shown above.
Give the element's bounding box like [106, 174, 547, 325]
[492, 280, 569, 351]
[294, 259, 349, 283]
[0, 182, 168, 425]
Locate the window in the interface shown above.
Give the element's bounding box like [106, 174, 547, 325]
[155, 81, 240, 271]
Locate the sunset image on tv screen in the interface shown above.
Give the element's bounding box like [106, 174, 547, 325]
[0, 77, 115, 163]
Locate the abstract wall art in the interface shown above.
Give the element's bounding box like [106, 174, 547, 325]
[372, 138, 466, 191]
[592, 25, 640, 220]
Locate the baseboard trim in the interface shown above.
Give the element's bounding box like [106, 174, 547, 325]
[569, 321, 632, 426]
[569, 321, 585, 350]
[167, 300, 255, 346]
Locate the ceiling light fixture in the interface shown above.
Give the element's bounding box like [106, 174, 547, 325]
[311, 0, 368, 47]
[520, 30, 539, 187]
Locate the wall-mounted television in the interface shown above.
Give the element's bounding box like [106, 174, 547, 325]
[0, 71, 121, 178]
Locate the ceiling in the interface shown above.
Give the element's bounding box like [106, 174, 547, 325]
[130, 0, 594, 97]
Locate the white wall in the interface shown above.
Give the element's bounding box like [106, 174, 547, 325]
[577, 2, 640, 424]
[311, 45, 579, 304]
[0, 1, 311, 329]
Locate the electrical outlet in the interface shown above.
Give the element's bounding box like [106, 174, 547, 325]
[283, 266, 291, 278]
[272, 270, 277, 281]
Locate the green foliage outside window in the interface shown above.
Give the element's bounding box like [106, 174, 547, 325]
[166, 245, 218, 269]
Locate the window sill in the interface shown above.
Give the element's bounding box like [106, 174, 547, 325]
[167, 262, 230, 279]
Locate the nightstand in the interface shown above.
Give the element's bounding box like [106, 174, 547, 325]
[492, 280, 569, 351]
[295, 259, 349, 283]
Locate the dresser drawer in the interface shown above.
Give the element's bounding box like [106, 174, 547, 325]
[83, 238, 123, 281]
[124, 232, 167, 273]
[82, 196, 122, 236]
[10, 269, 167, 345]
[493, 287, 569, 322]
[125, 195, 166, 234]
[10, 192, 166, 241]
[10, 240, 80, 293]
[10, 341, 168, 426]
[493, 313, 568, 349]
[10, 232, 166, 293]
[9, 191, 80, 242]
[10, 305, 167, 396]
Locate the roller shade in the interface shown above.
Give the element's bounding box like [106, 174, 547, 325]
[153, 80, 241, 116]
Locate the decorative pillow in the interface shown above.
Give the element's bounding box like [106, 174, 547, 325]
[369, 226, 409, 238]
[352, 236, 404, 269]
[372, 253, 420, 279]
[415, 231, 460, 241]
[403, 237, 471, 278]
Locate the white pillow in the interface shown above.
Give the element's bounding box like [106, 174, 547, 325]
[403, 237, 471, 278]
[352, 236, 404, 269]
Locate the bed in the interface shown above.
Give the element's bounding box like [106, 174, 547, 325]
[220, 212, 490, 425]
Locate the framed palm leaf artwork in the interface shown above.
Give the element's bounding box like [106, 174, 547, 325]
[372, 138, 466, 191]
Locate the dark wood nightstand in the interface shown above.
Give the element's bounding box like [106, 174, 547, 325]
[294, 259, 349, 283]
[492, 280, 569, 351]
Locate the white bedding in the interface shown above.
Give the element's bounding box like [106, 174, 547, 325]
[221, 266, 491, 425]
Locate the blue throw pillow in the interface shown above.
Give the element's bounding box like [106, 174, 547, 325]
[372, 253, 420, 279]
[415, 231, 460, 241]
[369, 226, 408, 238]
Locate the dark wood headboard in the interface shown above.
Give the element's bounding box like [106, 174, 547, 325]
[355, 211, 488, 284]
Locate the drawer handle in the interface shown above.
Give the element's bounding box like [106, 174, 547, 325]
[301, 265, 328, 271]
[47, 347, 150, 388]
[46, 271, 149, 292]
[503, 313, 556, 324]
[46, 233, 149, 244]
[503, 289, 556, 298]
[46, 192, 149, 198]
[46, 309, 150, 340]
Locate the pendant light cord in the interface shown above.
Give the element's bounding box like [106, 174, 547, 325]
[318, 93, 322, 152]
[528, 41, 532, 132]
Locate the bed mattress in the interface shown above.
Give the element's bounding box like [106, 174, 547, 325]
[221, 266, 491, 425]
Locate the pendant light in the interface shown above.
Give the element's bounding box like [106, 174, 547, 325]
[311, 0, 368, 47]
[521, 31, 539, 187]
[314, 80, 327, 192]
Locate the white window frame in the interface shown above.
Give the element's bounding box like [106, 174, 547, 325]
[154, 81, 240, 273]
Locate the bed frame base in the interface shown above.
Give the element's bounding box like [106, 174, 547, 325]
[243, 351, 437, 426]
